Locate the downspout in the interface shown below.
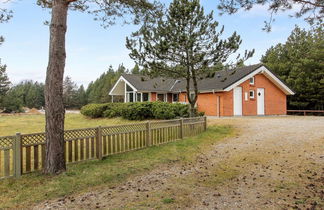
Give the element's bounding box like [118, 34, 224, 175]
[217, 95, 221, 118]
[213, 89, 220, 117]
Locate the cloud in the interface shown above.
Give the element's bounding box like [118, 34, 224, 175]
[0, 0, 14, 9]
[237, 3, 302, 18]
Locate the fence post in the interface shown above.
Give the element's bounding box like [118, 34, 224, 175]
[146, 121, 151, 147]
[204, 116, 207, 131]
[180, 118, 184, 139]
[14, 133, 22, 178]
[96, 126, 103, 160]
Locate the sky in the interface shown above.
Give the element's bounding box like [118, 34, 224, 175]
[0, 0, 308, 87]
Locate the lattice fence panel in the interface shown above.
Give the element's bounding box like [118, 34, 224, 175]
[21, 133, 45, 146]
[0, 136, 15, 178]
[64, 128, 96, 141]
[102, 123, 147, 135]
[151, 119, 180, 129]
[0, 136, 15, 150]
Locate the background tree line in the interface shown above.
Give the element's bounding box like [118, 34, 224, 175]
[262, 24, 324, 110]
[0, 63, 143, 112]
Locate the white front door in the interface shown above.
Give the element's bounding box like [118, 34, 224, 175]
[257, 88, 265, 115]
[233, 87, 242, 116]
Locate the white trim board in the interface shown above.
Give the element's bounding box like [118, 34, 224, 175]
[223, 66, 295, 95]
[109, 75, 138, 95]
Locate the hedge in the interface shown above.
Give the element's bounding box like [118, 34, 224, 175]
[80, 102, 198, 120]
[80, 103, 112, 118]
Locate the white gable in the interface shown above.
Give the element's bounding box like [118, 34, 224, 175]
[224, 66, 295, 95]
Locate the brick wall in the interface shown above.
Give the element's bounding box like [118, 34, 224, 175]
[172, 73, 287, 116]
[239, 73, 286, 115]
[150, 92, 157, 102]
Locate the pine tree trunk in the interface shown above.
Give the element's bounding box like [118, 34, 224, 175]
[185, 77, 196, 117]
[44, 0, 68, 174]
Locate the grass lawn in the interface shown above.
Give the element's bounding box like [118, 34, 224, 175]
[0, 125, 233, 209]
[0, 114, 134, 136]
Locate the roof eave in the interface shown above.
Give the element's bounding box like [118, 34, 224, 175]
[223, 65, 295, 95]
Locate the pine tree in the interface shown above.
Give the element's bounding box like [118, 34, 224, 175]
[75, 85, 87, 108]
[0, 7, 12, 110]
[0, 60, 11, 108]
[127, 0, 254, 115]
[34, 0, 162, 174]
[2, 0, 161, 174]
[262, 24, 324, 110]
[63, 76, 78, 108]
[86, 65, 127, 104]
[25, 82, 45, 109]
[2, 80, 45, 111]
[0, 8, 13, 46]
[131, 64, 141, 74]
[2, 89, 23, 113]
[217, 0, 323, 31]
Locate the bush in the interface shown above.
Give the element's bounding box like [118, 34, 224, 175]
[198, 111, 205, 116]
[121, 102, 153, 120]
[81, 102, 199, 120]
[103, 103, 127, 118]
[80, 103, 111, 118]
[171, 103, 190, 118]
[151, 101, 175, 119]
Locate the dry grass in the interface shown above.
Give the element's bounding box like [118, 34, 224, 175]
[0, 114, 137, 177]
[88, 117, 322, 210]
[0, 114, 135, 136]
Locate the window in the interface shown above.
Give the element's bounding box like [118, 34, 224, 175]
[136, 93, 141, 102]
[143, 93, 149, 102]
[249, 77, 255, 85]
[244, 92, 248, 101]
[126, 84, 133, 91]
[249, 90, 255, 99]
[173, 93, 179, 102]
[128, 92, 134, 102]
[157, 94, 165, 102]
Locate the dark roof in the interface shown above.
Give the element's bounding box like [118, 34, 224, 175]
[122, 63, 264, 92]
[172, 63, 263, 92]
[122, 74, 177, 92]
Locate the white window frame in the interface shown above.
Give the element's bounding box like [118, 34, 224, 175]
[136, 92, 142, 102]
[125, 83, 136, 103]
[244, 92, 248, 101]
[142, 92, 150, 102]
[126, 92, 136, 102]
[249, 76, 255, 85]
[157, 93, 166, 102]
[172, 93, 179, 103]
[249, 90, 255, 99]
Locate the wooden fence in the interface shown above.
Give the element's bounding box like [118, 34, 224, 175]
[0, 117, 207, 179]
[287, 110, 324, 116]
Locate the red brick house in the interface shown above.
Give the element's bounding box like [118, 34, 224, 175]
[109, 64, 294, 116]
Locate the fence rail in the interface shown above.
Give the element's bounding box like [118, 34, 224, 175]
[0, 117, 207, 179]
[287, 110, 324, 116]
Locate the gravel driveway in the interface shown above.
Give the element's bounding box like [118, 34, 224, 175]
[35, 116, 324, 209]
